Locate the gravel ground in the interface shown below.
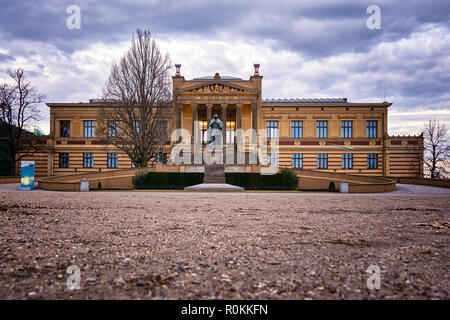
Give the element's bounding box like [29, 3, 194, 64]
[0, 184, 449, 300]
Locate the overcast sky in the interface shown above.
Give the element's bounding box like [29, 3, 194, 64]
[0, 0, 449, 135]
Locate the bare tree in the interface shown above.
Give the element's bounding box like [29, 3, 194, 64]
[423, 119, 449, 179]
[0, 69, 46, 175]
[99, 29, 172, 168]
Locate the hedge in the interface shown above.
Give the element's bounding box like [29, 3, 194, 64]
[225, 169, 298, 190]
[133, 171, 204, 189]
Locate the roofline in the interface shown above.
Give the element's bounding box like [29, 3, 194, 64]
[47, 101, 393, 108]
[262, 102, 392, 107]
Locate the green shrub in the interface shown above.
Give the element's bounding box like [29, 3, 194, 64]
[133, 171, 204, 189]
[226, 169, 298, 190]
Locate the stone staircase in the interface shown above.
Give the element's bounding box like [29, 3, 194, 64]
[203, 164, 226, 183]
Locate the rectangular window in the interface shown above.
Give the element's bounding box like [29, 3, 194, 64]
[342, 153, 353, 169]
[267, 153, 278, 167]
[316, 121, 328, 138]
[317, 153, 328, 169]
[107, 152, 118, 168]
[83, 153, 94, 168]
[226, 120, 236, 143]
[291, 121, 303, 138]
[156, 152, 167, 165]
[134, 120, 140, 134]
[60, 120, 70, 137]
[341, 121, 352, 138]
[156, 120, 168, 139]
[108, 120, 119, 137]
[200, 120, 208, 143]
[292, 153, 303, 169]
[83, 120, 95, 138]
[58, 153, 69, 168]
[267, 121, 278, 138]
[366, 121, 377, 138]
[367, 153, 378, 169]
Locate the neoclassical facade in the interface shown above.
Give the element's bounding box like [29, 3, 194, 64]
[25, 64, 423, 177]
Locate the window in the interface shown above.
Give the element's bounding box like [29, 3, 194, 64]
[156, 152, 168, 164]
[342, 153, 353, 169]
[156, 120, 168, 139]
[267, 153, 278, 167]
[367, 153, 378, 169]
[317, 153, 328, 169]
[134, 120, 140, 134]
[107, 153, 118, 168]
[84, 120, 95, 138]
[341, 121, 352, 138]
[200, 120, 208, 143]
[291, 121, 303, 138]
[60, 120, 70, 137]
[366, 121, 377, 138]
[266, 121, 278, 138]
[59, 153, 69, 168]
[292, 153, 303, 169]
[316, 121, 328, 138]
[108, 120, 119, 137]
[226, 120, 236, 143]
[83, 153, 94, 168]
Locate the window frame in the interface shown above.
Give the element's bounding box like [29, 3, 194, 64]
[316, 121, 328, 138]
[341, 120, 353, 138]
[266, 121, 278, 138]
[267, 153, 279, 167]
[366, 120, 377, 138]
[342, 153, 353, 169]
[83, 120, 95, 138]
[107, 152, 118, 168]
[59, 120, 71, 137]
[107, 120, 119, 138]
[58, 153, 69, 168]
[367, 153, 378, 169]
[317, 153, 328, 169]
[83, 152, 94, 168]
[291, 121, 303, 138]
[292, 153, 303, 169]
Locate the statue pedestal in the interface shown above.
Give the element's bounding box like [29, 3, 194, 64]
[184, 164, 243, 192]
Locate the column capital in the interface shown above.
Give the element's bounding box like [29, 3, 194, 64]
[206, 103, 213, 108]
[221, 103, 228, 108]
[177, 103, 183, 109]
[236, 103, 243, 109]
[191, 103, 198, 109]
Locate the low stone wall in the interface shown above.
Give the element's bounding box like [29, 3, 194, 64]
[390, 177, 450, 188]
[38, 168, 142, 191]
[293, 169, 396, 193]
[37, 166, 397, 193]
[0, 176, 21, 184]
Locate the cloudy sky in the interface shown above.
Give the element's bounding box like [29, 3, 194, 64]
[0, 0, 449, 135]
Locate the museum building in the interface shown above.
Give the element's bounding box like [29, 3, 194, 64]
[27, 64, 423, 177]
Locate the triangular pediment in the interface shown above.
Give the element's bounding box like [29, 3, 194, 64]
[178, 81, 253, 94]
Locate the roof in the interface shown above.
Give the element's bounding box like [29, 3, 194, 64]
[263, 98, 347, 103]
[191, 76, 242, 81]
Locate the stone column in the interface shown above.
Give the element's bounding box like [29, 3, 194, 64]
[236, 104, 242, 131]
[221, 104, 227, 144]
[176, 103, 182, 130]
[251, 103, 258, 144]
[206, 104, 212, 122]
[191, 104, 198, 144]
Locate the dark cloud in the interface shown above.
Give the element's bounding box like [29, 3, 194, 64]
[1, 0, 449, 57]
